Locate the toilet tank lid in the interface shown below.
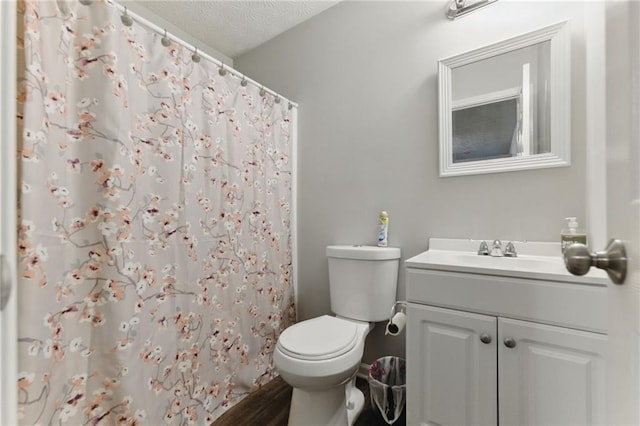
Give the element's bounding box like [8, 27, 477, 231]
[326, 245, 401, 260]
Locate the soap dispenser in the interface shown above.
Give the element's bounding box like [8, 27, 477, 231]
[561, 217, 587, 254]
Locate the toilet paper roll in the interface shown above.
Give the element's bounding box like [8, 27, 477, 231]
[385, 312, 407, 336]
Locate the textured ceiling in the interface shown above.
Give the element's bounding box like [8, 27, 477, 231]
[130, 1, 340, 59]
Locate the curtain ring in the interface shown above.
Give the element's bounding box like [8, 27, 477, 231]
[79, 0, 92, 5]
[219, 63, 227, 76]
[121, 7, 134, 27]
[274, 95, 281, 104]
[259, 86, 266, 97]
[288, 102, 293, 110]
[240, 75, 248, 87]
[192, 47, 201, 63]
[161, 29, 171, 47]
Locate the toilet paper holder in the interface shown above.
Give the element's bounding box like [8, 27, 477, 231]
[385, 301, 407, 336]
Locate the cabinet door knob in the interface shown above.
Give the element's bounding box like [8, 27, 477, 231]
[504, 337, 517, 348]
[480, 333, 492, 344]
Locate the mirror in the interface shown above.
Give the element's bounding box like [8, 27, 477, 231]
[438, 22, 570, 177]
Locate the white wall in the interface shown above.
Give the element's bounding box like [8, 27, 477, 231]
[0, 2, 18, 423]
[236, 1, 600, 362]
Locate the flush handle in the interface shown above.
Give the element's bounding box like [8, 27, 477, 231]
[564, 239, 627, 285]
[480, 333, 492, 344]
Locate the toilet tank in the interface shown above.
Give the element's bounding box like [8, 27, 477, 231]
[326, 245, 401, 322]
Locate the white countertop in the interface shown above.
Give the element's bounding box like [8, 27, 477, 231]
[405, 238, 609, 285]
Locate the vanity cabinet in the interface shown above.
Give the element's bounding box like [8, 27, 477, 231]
[405, 263, 608, 426]
[407, 304, 498, 426]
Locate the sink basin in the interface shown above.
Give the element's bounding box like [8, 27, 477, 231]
[434, 251, 566, 270]
[405, 238, 608, 284]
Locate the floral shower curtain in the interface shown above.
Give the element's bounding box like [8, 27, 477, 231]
[16, 0, 295, 423]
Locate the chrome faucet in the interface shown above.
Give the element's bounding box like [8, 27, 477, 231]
[478, 240, 517, 257]
[504, 241, 518, 257]
[490, 240, 504, 257]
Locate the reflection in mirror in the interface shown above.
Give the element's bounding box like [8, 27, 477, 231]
[439, 22, 569, 176]
[452, 97, 518, 163]
[452, 41, 550, 162]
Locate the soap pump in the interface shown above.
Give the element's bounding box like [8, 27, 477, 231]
[561, 217, 587, 254]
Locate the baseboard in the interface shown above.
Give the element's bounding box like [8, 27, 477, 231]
[357, 362, 370, 380]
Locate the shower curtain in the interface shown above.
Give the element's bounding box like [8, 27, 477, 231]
[16, 0, 295, 423]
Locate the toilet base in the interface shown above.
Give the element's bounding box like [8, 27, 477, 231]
[287, 377, 364, 426]
[346, 387, 365, 426]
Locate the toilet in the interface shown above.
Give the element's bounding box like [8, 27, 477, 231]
[275, 245, 401, 426]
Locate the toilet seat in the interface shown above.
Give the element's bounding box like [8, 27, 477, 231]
[277, 315, 358, 361]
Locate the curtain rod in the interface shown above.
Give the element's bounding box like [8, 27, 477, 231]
[84, 0, 299, 109]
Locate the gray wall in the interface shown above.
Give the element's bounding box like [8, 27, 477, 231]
[236, 1, 595, 363]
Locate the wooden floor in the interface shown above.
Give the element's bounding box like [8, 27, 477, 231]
[213, 376, 405, 426]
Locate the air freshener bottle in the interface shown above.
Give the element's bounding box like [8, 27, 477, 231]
[561, 217, 587, 254]
[377, 211, 389, 247]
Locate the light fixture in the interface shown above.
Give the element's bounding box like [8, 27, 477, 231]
[446, 0, 498, 20]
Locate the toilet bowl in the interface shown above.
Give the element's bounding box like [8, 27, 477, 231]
[274, 315, 373, 426]
[274, 245, 401, 425]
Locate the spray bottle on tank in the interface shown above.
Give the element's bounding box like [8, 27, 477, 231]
[377, 211, 389, 247]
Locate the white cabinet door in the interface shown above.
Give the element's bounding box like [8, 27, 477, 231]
[407, 304, 497, 426]
[499, 317, 607, 426]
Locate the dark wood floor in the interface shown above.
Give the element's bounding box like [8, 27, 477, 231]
[213, 376, 405, 426]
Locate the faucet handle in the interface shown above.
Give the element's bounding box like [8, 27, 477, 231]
[477, 241, 489, 255]
[504, 242, 517, 257]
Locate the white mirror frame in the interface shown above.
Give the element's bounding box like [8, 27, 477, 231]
[438, 21, 571, 177]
